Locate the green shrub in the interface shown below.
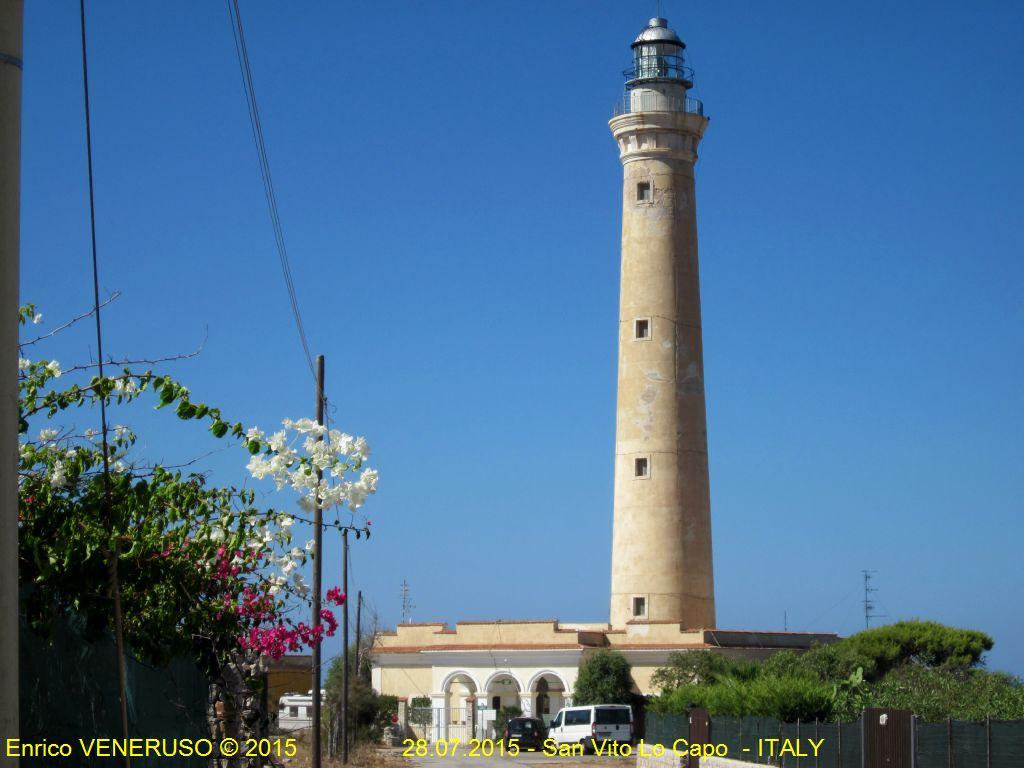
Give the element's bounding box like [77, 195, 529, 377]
[574, 650, 634, 704]
[648, 621, 1005, 722]
[495, 705, 522, 736]
[409, 696, 432, 726]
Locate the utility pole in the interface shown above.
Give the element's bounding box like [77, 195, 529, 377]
[311, 355, 325, 768]
[0, 1, 22, 760]
[862, 570, 884, 629]
[342, 529, 349, 764]
[354, 591, 362, 675]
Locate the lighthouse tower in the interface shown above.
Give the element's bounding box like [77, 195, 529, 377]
[608, 18, 716, 629]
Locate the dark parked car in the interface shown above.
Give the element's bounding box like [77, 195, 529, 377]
[502, 717, 547, 750]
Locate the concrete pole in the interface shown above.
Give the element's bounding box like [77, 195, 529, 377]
[0, 1, 22, 761]
[311, 354, 324, 768]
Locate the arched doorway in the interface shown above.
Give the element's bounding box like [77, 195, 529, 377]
[442, 672, 478, 740]
[528, 671, 567, 725]
[482, 672, 523, 737]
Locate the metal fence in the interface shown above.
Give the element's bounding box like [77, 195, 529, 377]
[645, 711, 1024, 768]
[613, 91, 705, 117]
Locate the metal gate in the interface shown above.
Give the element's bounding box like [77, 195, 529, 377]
[864, 708, 913, 768]
[409, 707, 474, 742]
[688, 708, 710, 768]
[445, 707, 473, 741]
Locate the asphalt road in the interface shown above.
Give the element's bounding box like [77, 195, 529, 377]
[403, 744, 632, 768]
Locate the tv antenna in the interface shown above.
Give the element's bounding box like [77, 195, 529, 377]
[862, 570, 886, 628]
[400, 579, 416, 624]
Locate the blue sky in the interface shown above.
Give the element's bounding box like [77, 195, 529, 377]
[19, 1, 1024, 675]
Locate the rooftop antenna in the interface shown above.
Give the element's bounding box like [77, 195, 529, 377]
[400, 580, 415, 624]
[862, 570, 886, 629]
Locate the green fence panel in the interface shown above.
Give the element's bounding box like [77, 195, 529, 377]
[838, 720, 862, 768]
[649, 713, 1024, 768]
[812, 721, 839, 768]
[991, 721, 1024, 768]
[951, 720, 987, 767]
[712, 716, 741, 756]
[916, 721, 950, 768]
[738, 717, 774, 761]
[645, 712, 688, 749]
[19, 610, 208, 768]
[779, 721, 801, 768]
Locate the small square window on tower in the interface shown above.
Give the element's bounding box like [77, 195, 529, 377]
[634, 456, 649, 478]
[634, 318, 651, 340]
[632, 596, 647, 618]
[636, 181, 652, 202]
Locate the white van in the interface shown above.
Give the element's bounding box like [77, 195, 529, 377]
[546, 704, 633, 749]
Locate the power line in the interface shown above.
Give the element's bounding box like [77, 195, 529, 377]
[225, 0, 315, 378]
[78, 0, 130, 760]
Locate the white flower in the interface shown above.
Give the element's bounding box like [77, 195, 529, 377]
[113, 378, 139, 395]
[354, 436, 370, 460]
[246, 426, 264, 442]
[267, 430, 287, 452]
[247, 455, 270, 480]
[114, 425, 128, 439]
[332, 432, 354, 458]
[84, 428, 98, 439]
[291, 571, 309, 597]
[281, 560, 297, 575]
[50, 460, 67, 488]
[38, 428, 58, 443]
[18, 358, 30, 371]
[45, 360, 61, 378]
[305, 539, 315, 551]
[279, 516, 294, 528]
[210, 528, 226, 543]
[269, 584, 281, 596]
[290, 547, 303, 559]
[113, 460, 127, 473]
[32, 313, 43, 324]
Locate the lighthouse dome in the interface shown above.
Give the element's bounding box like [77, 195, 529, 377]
[631, 17, 685, 49]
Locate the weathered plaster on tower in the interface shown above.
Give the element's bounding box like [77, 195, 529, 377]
[608, 19, 715, 629]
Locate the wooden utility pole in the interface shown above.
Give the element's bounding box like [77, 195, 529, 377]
[0, 2, 22, 761]
[311, 354, 325, 768]
[342, 529, 350, 763]
[354, 591, 362, 675]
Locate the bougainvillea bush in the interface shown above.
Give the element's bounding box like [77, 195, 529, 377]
[17, 303, 377, 677]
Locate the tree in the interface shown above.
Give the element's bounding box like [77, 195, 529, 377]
[815, 621, 992, 681]
[835, 666, 1024, 722]
[573, 650, 634, 705]
[649, 621, 1011, 722]
[324, 626, 398, 745]
[17, 301, 378, 707]
[651, 650, 759, 692]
